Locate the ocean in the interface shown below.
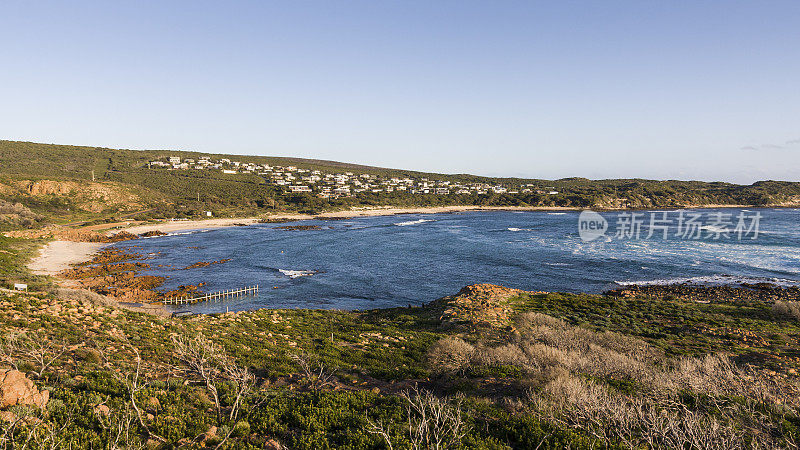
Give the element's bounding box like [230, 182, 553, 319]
[112, 208, 800, 313]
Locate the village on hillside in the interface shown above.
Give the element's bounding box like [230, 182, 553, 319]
[147, 156, 560, 199]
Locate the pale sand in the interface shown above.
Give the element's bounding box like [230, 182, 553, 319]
[28, 240, 107, 276]
[28, 241, 172, 316]
[118, 217, 262, 235]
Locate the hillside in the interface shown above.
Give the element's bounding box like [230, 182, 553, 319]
[1, 282, 799, 448]
[2, 140, 800, 229]
[2, 140, 800, 448]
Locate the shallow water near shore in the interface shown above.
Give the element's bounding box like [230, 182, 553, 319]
[111, 209, 800, 313]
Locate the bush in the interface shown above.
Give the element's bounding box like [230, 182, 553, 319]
[427, 337, 475, 373]
[772, 300, 800, 321]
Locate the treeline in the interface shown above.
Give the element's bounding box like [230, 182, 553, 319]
[1, 140, 800, 222]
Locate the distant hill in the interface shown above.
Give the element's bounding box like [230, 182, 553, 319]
[1, 139, 799, 226]
[0, 140, 444, 180]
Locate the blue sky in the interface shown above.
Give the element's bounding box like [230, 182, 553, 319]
[1, 1, 798, 183]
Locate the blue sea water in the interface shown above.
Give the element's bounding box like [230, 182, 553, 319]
[111, 209, 800, 313]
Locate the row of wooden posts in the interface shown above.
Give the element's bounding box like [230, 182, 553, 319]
[160, 285, 259, 305]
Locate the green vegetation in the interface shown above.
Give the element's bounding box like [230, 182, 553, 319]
[2, 140, 800, 227]
[0, 283, 798, 448]
[0, 235, 48, 290]
[2, 139, 800, 447]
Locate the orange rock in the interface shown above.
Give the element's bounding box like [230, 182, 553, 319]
[0, 370, 49, 410]
[94, 404, 111, 416]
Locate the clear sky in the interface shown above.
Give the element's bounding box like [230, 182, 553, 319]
[1, 1, 798, 183]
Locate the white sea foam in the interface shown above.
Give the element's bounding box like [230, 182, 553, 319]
[140, 229, 210, 239]
[547, 212, 567, 215]
[394, 219, 433, 226]
[279, 269, 316, 278]
[507, 227, 522, 231]
[162, 229, 211, 237]
[614, 275, 800, 287]
[699, 225, 729, 233]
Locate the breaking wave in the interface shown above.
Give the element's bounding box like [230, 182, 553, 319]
[614, 275, 800, 288]
[394, 219, 433, 226]
[278, 269, 317, 279]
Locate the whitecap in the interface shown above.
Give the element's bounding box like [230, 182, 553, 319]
[614, 275, 800, 288]
[278, 269, 317, 278]
[394, 219, 433, 226]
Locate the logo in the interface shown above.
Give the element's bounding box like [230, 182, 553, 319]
[578, 210, 608, 242]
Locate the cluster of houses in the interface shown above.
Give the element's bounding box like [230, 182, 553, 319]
[148, 156, 560, 199]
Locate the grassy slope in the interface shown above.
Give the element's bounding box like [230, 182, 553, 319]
[2, 140, 800, 225]
[2, 140, 800, 447]
[0, 235, 49, 289]
[1, 284, 798, 448]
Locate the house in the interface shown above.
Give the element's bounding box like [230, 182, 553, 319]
[13, 283, 27, 291]
[333, 186, 351, 196]
[168, 156, 181, 164]
[222, 169, 237, 174]
[288, 185, 312, 193]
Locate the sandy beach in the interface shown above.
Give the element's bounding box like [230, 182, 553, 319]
[119, 217, 263, 235]
[26, 206, 569, 278]
[28, 240, 107, 276]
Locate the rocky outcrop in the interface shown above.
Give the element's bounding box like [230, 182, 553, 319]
[18, 180, 144, 213]
[182, 259, 231, 270]
[0, 370, 49, 410]
[139, 230, 167, 238]
[428, 284, 533, 328]
[5, 226, 140, 243]
[61, 249, 167, 303]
